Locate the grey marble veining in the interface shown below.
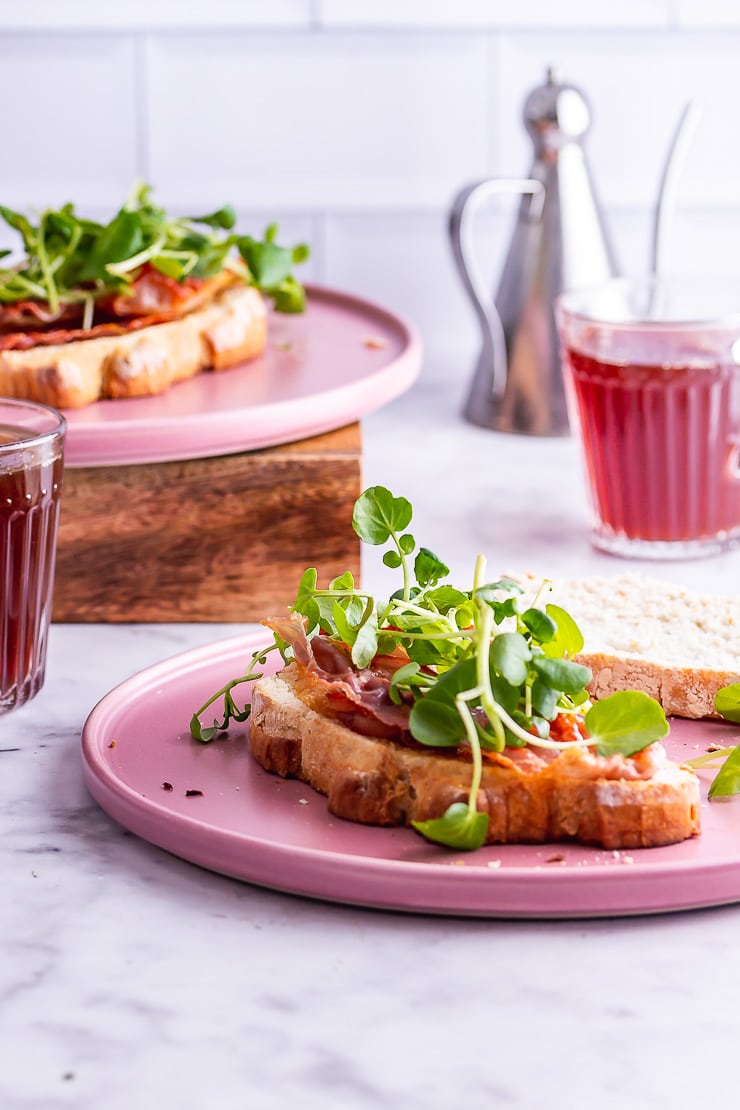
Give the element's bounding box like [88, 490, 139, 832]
[3, 372, 740, 1110]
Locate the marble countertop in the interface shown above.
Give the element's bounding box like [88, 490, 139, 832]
[4, 373, 740, 1110]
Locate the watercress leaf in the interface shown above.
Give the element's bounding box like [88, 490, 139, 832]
[715, 683, 740, 724]
[351, 611, 379, 669]
[409, 698, 464, 747]
[332, 600, 357, 646]
[406, 637, 462, 668]
[708, 745, 740, 798]
[352, 486, 413, 545]
[292, 567, 321, 629]
[190, 713, 224, 742]
[425, 585, 470, 614]
[0, 205, 38, 254]
[475, 578, 524, 602]
[425, 657, 478, 704]
[399, 532, 416, 556]
[491, 632, 531, 686]
[77, 210, 145, 281]
[237, 235, 294, 288]
[531, 676, 560, 720]
[293, 242, 310, 263]
[151, 251, 197, 280]
[315, 595, 338, 634]
[293, 567, 318, 610]
[383, 550, 402, 568]
[188, 203, 237, 230]
[388, 661, 422, 703]
[189, 240, 235, 280]
[521, 607, 557, 644]
[329, 570, 355, 591]
[585, 690, 669, 757]
[542, 603, 585, 659]
[490, 597, 521, 624]
[414, 546, 450, 588]
[531, 655, 591, 695]
[377, 630, 403, 656]
[490, 673, 520, 715]
[266, 276, 306, 314]
[412, 803, 489, 850]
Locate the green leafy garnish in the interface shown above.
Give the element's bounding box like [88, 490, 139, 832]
[585, 691, 669, 757]
[191, 485, 679, 851]
[683, 683, 740, 798]
[707, 744, 740, 798]
[715, 684, 740, 724]
[413, 802, 489, 851]
[0, 180, 309, 318]
[190, 648, 276, 741]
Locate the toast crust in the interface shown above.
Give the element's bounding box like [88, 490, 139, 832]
[249, 669, 701, 850]
[0, 282, 267, 408]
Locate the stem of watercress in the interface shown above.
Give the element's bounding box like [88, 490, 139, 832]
[474, 600, 507, 751]
[455, 692, 484, 809]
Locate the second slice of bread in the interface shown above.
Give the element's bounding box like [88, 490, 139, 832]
[539, 574, 740, 719]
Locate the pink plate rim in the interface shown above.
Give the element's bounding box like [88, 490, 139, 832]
[63, 283, 423, 468]
[81, 630, 740, 918]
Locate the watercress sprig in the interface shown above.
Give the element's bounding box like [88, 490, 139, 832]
[685, 683, 740, 797]
[190, 645, 278, 742]
[0, 181, 309, 315]
[190, 484, 686, 851]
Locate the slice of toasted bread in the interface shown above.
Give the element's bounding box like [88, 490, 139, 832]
[532, 575, 740, 719]
[249, 667, 701, 850]
[0, 282, 267, 408]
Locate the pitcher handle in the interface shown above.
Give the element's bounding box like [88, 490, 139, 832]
[449, 178, 545, 398]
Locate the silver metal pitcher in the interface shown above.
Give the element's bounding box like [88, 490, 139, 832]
[449, 68, 698, 436]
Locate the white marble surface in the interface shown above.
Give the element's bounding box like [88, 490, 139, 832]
[3, 371, 740, 1110]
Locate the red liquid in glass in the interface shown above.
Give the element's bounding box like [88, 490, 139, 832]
[564, 348, 740, 543]
[0, 423, 64, 710]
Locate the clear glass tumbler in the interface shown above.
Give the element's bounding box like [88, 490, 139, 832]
[0, 399, 66, 714]
[557, 276, 740, 559]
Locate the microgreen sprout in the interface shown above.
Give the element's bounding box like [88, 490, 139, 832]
[190, 485, 688, 850]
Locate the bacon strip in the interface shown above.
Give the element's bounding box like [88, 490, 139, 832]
[262, 619, 412, 739]
[0, 266, 240, 351]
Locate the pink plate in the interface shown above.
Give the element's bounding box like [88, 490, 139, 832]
[81, 630, 740, 918]
[63, 285, 421, 467]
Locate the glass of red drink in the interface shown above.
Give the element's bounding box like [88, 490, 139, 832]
[0, 399, 65, 714]
[557, 277, 740, 559]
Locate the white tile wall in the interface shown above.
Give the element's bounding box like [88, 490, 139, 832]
[0, 35, 139, 208]
[145, 32, 491, 210]
[2, 8, 740, 382]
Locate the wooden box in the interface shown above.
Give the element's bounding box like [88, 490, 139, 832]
[53, 423, 362, 622]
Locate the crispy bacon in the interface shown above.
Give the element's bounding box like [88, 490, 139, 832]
[0, 312, 177, 350]
[96, 267, 209, 318]
[263, 619, 665, 780]
[263, 619, 412, 740]
[0, 265, 239, 351]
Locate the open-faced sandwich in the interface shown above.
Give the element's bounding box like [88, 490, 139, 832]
[191, 487, 740, 852]
[0, 181, 308, 408]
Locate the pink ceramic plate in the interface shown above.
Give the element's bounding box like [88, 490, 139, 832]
[63, 285, 421, 467]
[81, 630, 740, 918]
